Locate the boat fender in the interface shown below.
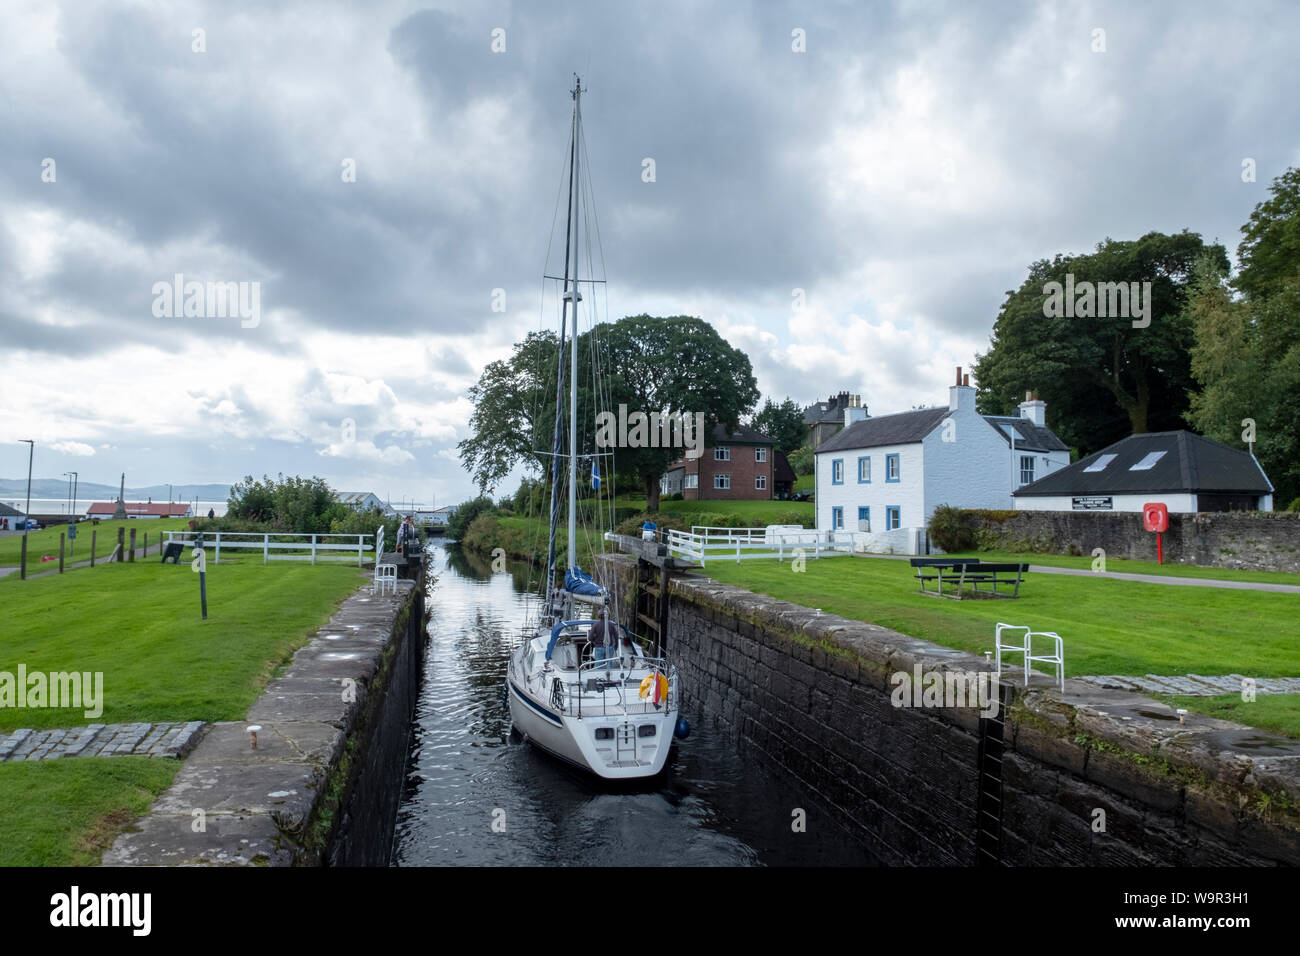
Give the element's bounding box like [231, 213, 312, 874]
[674, 717, 691, 740]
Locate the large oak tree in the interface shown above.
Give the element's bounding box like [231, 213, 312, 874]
[971, 231, 1228, 455]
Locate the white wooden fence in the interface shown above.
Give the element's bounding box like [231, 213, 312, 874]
[664, 524, 928, 566]
[164, 531, 376, 565]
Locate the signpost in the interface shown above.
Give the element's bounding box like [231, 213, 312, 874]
[193, 533, 208, 620]
[1143, 502, 1169, 564]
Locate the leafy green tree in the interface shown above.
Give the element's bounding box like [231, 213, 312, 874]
[786, 444, 814, 477]
[458, 315, 760, 511]
[749, 397, 806, 454]
[1187, 169, 1300, 504]
[457, 331, 560, 493]
[972, 231, 1228, 455]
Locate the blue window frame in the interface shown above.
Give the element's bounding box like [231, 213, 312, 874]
[857, 506, 870, 531]
[832, 459, 844, 484]
[857, 456, 870, 483]
[832, 506, 844, 530]
[886, 506, 901, 530]
[886, 454, 900, 482]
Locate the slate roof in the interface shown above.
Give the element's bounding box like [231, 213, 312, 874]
[709, 423, 776, 445]
[984, 416, 1071, 453]
[815, 407, 951, 453]
[0, 502, 25, 517]
[772, 450, 797, 483]
[1013, 431, 1273, 497]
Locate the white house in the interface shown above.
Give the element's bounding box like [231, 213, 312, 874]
[415, 505, 460, 526]
[1013, 430, 1273, 513]
[0, 502, 27, 531]
[815, 371, 1070, 544]
[337, 491, 393, 515]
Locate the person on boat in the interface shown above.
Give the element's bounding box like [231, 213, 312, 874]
[588, 607, 619, 669]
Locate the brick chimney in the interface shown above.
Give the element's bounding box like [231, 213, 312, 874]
[949, 366, 975, 413]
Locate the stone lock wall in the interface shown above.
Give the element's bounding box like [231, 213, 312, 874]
[969, 510, 1300, 574]
[595, 554, 1300, 866]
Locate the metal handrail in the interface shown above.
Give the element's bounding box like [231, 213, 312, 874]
[566, 656, 677, 718]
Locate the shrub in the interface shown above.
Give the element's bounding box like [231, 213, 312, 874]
[1288, 497, 1300, 513]
[927, 504, 978, 553]
[447, 496, 496, 540]
[787, 445, 814, 476]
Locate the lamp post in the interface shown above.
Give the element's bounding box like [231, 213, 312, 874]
[19, 440, 34, 580]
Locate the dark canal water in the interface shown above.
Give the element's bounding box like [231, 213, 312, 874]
[391, 540, 876, 866]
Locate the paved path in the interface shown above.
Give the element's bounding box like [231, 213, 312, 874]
[1026, 563, 1300, 593]
[1075, 674, 1300, 696]
[0, 721, 207, 761]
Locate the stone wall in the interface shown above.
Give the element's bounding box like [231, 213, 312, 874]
[595, 554, 1300, 866]
[969, 509, 1300, 574]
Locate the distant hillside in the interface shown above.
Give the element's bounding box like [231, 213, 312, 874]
[0, 478, 231, 501]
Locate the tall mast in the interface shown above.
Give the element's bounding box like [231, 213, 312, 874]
[567, 78, 582, 572]
[544, 76, 581, 606]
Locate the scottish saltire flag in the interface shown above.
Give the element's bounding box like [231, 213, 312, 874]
[591, 457, 601, 490]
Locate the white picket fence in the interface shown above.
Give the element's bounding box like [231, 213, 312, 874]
[164, 531, 376, 565]
[665, 524, 928, 566]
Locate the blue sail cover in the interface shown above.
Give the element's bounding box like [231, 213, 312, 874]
[564, 567, 604, 596]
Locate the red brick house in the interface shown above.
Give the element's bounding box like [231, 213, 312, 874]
[662, 424, 779, 501]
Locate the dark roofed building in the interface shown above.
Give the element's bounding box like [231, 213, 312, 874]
[663, 423, 779, 501]
[1013, 430, 1274, 513]
[803, 392, 868, 449]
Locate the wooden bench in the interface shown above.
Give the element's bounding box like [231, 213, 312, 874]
[910, 558, 982, 598]
[909, 558, 1028, 599]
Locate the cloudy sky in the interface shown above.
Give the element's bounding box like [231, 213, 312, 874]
[2, 0, 1297, 506]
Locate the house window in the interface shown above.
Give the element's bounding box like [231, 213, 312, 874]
[886, 506, 901, 530]
[832, 459, 844, 484]
[714, 446, 730, 461]
[755, 447, 767, 463]
[713, 474, 730, 490]
[886, 454, 900, 482]
[755, 475, 767, 490]
[857, 456, 870, 483]
[1020, 455, 1035, 486]
[857, 506, 870, 531]
[832, 506, 844, 530]
[684, 473, 698, 489]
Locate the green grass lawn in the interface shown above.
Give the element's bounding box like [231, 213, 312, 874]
[942, 549, 1300, 587]
[0, 757, 179, 866]
[0, 518, 193, 567]
[1157, 694, 1300, 740]
[0, 560, 366, 731]
[616, 496, 813, 524]
[701, 555, 1299, 677]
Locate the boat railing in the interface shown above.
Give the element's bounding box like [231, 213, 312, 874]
[567, 657, 677, 718]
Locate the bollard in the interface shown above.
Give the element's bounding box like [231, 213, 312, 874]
[20, 535, 27, 580]
[59, 533, 65, 573]
[144, 532, 148, 557]
[129, 527, 136, 562]
[90, 529, 97, 567]
[117, 527, 125, 563]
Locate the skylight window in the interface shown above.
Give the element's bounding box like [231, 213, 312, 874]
[1129, 451, 1167, 471]
[1083, 453, 1117, 473]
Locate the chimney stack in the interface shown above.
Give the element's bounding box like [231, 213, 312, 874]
[949, 368, 975, 413]
[1018, 390, 1046, 426]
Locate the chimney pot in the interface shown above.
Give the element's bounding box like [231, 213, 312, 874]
[963, 374, 970, 387]
[955, 366, 962, 386]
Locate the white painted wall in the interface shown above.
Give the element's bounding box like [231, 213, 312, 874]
[816, 441, 925, 533]
[1014, 493, 1200, 513]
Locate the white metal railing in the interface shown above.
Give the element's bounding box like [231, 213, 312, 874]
[164, 531, 375, 565]
[667, 526, 867, 566]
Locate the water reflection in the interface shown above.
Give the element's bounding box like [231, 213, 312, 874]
[392, 540, 875, 866]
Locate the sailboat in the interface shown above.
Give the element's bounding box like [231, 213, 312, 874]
[506, 77, 680, 779]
